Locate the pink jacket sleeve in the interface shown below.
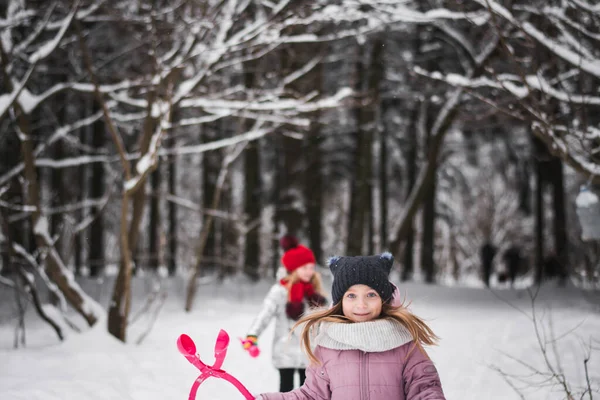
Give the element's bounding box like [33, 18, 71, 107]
[403, 346, 446, 400]
[258, 348, 330, 400]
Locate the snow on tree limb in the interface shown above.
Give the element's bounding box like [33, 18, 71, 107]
[12, 4, 57, 57]
[0, 109, 106, 187]
[415, 67, 600, 106]
[47, 0, 107, 29]
[159, 127, 272, 157]
[532, 122, 600, 182]
[568, 0, 600, 14]
[28, 2, 79, 64]
[0, 65, 35, 121]
[473, 0, 600, 79]
[179, 87, 352, 112]
[0, 9, 35, 30]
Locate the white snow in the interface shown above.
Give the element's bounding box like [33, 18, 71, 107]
[576, 187, 599, 208]
[32, 216, 50, 239]
[1, 277, 598, 400]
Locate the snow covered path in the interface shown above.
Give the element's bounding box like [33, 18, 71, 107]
[1, 278, 599, 400]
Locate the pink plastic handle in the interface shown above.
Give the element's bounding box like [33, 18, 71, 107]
[219, 369, 255, 399]
[188, 375, 208, 400]
[177, 331, 255, 400]
[177, 334, 207, 370]
[213, 329, 229, 370]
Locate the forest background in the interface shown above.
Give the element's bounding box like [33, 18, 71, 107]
[0, 0, 599, 345]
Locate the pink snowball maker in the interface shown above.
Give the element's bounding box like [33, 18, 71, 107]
[177, 330, 255, 399]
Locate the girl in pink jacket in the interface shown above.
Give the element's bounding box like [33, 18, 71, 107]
[257, 252, 446, 400]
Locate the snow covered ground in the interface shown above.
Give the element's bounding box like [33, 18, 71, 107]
[1, 275, 599, 400]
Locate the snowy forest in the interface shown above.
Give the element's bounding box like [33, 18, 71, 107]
[2, 1, 600, 399]
[1, 0, 600, 368]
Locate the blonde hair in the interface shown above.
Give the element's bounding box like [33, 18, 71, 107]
[282, 268, 325, 301]
[292, 296, 439, 365]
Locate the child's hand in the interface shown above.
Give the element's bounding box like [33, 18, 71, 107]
[241, 335, 260, 358]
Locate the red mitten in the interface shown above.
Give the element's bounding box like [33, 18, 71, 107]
[285, 301, 305, 320]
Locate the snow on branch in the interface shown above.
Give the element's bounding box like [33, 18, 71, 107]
[48, 0, 107, 29]
[12, 4, 57, 57]
[472, 0, 600, 79]
[159, 127, 272, 157]
[179, 87, 352, 112]
[28, 2, 79, 64]
[0, 9, 35, 30]
[533, 122, 600, 181]
[415, 67, 600, 106]
[0, 108, 108, 187]
[0, 65, 35, 121]
[286, 2, 488, 28]
[569, 0, 600, 14]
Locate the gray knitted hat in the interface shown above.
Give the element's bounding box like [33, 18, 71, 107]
[328, 252, 395, 305]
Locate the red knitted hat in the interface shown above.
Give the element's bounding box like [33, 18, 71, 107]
[280, 235, 316, 273]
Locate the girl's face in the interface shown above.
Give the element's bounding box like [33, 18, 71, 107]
[342, 284, 382, 322]
[295, 263, 316, 282]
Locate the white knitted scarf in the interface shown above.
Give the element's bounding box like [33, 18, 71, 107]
[315, 318, 413, 352]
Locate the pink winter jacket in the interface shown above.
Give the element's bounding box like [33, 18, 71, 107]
[259, 319, 445, 400]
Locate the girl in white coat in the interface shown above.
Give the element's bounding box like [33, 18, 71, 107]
[244, 235, 327, 392]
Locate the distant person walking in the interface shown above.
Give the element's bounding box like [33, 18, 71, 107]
[502, 245, 522, 288]
[480, 242, 497, 287]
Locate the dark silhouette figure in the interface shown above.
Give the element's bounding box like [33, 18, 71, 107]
[544, 253, 567, 285]
[480, 242, 497, 287]
[502, 246, 522, 287]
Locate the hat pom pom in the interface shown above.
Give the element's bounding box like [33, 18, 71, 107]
[280, 234, 299, 251]
[327, 255, 341, 267]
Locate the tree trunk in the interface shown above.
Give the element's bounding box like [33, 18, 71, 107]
[533, 136, 545, 285]
[108, 192, 133, 340]
[0, 208, 65, 341]
[347, 42, 374, 255]
[305, 46, 324, 264]
[243, 139, 261, 280]
[306, 130, 324, 264]
[129, 103, 158, 275]
[347, 131, 372, 255]
[17, 108, 99, 326]
[0, 126, 22, 276]
[108, 90, 160, 340]
[202, 128, 220, 272]
[279, 43, 309, 236]
[379, 113, 389, 252]
[280, 132, 305, 235]
[74, 108, 87, 276]
[420, 104, 438, 284]
[421, 160, 437, 283]
[89, 103, 105, 278]
[550, 157, 568, 284]
[50, 140, 64, 253]
[149, 165, 161, 271]
[401, 102, 420, 281]
[243, 60, 261, 280]
[168, 131, 177, 277]
[367, 37, 383, 255]
[271, 133, 283, 276]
